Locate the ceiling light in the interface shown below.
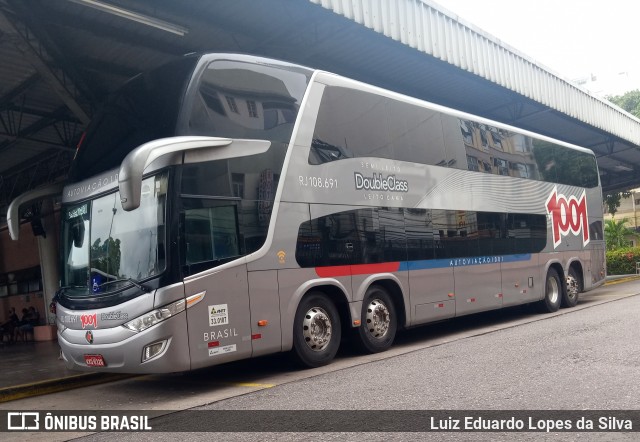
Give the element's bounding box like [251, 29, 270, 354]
[68, 0, 189, 36]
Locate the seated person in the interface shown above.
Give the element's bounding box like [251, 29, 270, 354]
[14, 308, 34, 341]
[29, 306, 40, 326]
[0, 307, 19, 342]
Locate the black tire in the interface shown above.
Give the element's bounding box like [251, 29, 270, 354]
[352, 285, 397, 354]
[539, 268, 562, 313]
[291, 292, 341, 368]
[562, 267, 581, 308]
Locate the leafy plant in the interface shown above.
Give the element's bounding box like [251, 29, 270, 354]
[604, 218, 634, 251]
[606, 247, 640, 275]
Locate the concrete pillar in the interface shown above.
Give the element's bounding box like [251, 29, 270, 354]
[36, 199, 59, 325]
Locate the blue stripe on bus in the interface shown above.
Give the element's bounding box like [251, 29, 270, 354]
[397, 254, 532, 272]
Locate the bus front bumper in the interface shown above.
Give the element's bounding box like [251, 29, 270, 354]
[58, 314, 191, 374]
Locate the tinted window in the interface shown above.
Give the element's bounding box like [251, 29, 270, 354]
[432, 209, 480, 258]
[378, 208, 407, 261]
[458, 118, 598, 188]
[503, 213, 546, 254]
[181, 150, 282, 269]
[405, 209, 437, 260]
[296, 210, 361, 267]
[310, 87, 449, 166]
[589, 220, 604, 241]
[387, 101, 447, 166]
[311, 87, 391, 164]
[181, 197, 270, 276]
[187, 60, 310, 143]
[310, 88, 598, 188]
[477, 212, 509, 255]
[181, 156, 281, 201]
[296, 208, 547, 268]
[459, 120, 542, 179]
[295, 208, 406, 267]
[532, 140, 599, 188]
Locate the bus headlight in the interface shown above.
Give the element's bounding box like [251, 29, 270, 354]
[123, 299, 185, 332]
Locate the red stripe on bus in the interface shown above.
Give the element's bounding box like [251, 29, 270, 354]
[315, 262, 400, 277]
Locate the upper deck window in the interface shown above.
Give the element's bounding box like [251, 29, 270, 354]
[310, 86, 449, 167]
[310, 85, 599, 189]
[186, 60, 310, 143]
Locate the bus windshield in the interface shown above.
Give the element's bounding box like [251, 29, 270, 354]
[61, 173, 168, 296]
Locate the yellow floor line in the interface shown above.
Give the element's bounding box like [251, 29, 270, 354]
[0, 373, 91, 393]
[0, 374, 132, 403]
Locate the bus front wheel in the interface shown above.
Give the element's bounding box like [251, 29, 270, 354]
[353, 285, 397, 354]
[292, 292, 341, 368]
[539, 268, 562, 313]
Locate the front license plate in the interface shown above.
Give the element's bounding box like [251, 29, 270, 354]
[84, 354, 106, 367]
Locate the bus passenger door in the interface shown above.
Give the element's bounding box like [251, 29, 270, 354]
[183, 267, 252, 370]
[180, 200, 253, 370]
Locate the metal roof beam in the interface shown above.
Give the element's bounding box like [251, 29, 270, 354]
[0, 135, 75, 152]
[42, 9, 186, 56]
[0, 4, 91, 125]
[0, 106, 71, 154]
[0, 148, 71, 206]
[1, 104, 81, 123]
[69, 56, 143, 80]
[0, 73, 40, 108]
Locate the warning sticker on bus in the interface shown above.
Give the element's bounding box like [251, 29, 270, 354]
[208, 344, 236, 357]
[208, 304, 229, 327]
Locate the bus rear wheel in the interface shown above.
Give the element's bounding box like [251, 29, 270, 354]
[292, 292, 341, 368]
[353, 286, 397, 354]
[562, 267, 581, 308]
[539, 268, 562, 313]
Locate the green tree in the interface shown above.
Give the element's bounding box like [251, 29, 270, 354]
[604, 218, 634, 250]
[607, 90, 640, 118]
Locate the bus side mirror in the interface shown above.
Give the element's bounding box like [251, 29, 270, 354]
[118, 136, 233, 211]
[118, 136, 270, 211]
[6, 183, 63, 240]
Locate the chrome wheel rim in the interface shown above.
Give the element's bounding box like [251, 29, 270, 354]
[547, 276, 559, 304]
[365, 298, 390, 339]
[302, 306, 332, 352]
[566, 274, 579, 301]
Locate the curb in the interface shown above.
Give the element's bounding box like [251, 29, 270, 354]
[0, 373, 133, 403]
[604, 275, 640, 286]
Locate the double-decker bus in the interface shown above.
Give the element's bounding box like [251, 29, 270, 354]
[8, 54, 605, 372]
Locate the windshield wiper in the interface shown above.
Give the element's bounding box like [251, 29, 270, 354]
[58, 285, 88, 295]
[97, 278, 151, 293]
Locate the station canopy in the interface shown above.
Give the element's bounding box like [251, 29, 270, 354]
[1, 0, 640, 225]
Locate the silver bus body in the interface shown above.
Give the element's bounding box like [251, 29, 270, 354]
[11, 54, 604, 372]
